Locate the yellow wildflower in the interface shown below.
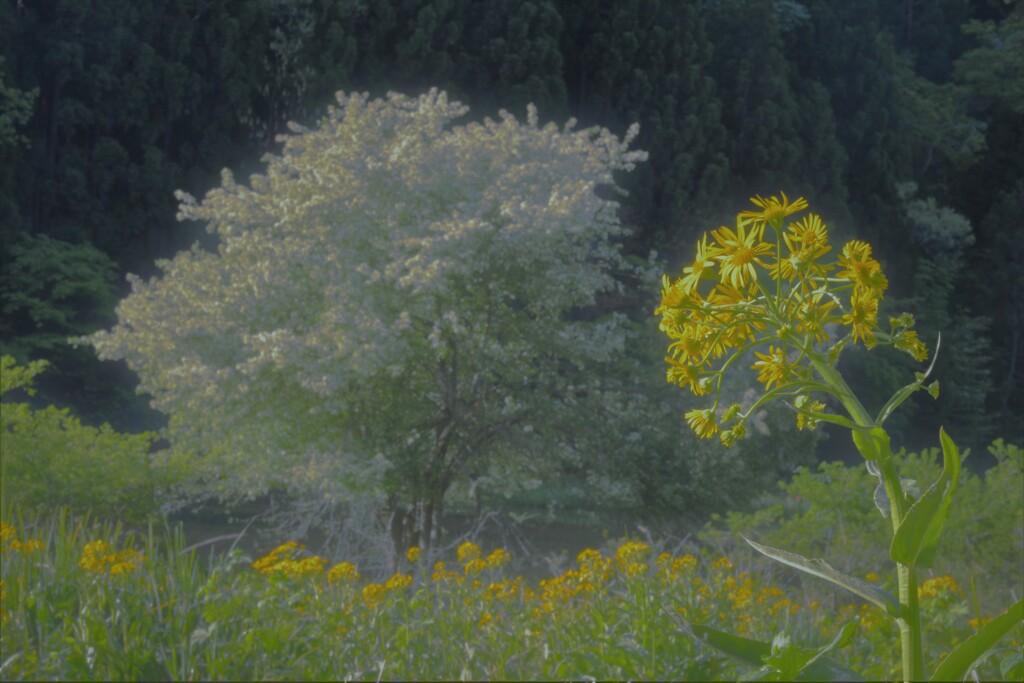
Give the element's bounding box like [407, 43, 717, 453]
[485, 548, 511, 569]
[968, 616, 993, 630]
[464, 558, 488, 575]
[786, 213, 829, 248]
[327, 561, 360, 583]
[685, 408, 718, 439]
[893, 328, 928, 362]
[841, 290, 879, 347]
[679, 233, 722, 293]
[456, 541, 481, 565]
[711, 221, 773, 289]
[8, 538, 44, 554]
[712, 557, 733, 571]
[738, 192, 809, 229]
[665, 357, 711, 396]
[362, 582, 387, 609]
[405, 546, 421, 563]
[837, 240, 888, 295]
[431, 561, 464, 584]
[614, 541, 650, 568]
[918, 575, 962, 599]
[751, 345, 796, 390]
[385, 573, 413, 592]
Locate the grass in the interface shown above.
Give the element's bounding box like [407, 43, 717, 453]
[1, 507, 1020, 681]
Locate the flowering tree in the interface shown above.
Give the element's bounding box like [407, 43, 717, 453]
[87, 89, 646, 553]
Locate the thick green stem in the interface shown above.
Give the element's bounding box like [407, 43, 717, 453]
[810, 356, 923, 682]
[880, 458, 923, 681]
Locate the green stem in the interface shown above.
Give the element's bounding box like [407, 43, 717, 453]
[810, 356, 922, 682]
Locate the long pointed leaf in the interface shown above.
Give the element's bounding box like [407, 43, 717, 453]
[663, 608, 864, 682]
[663, 607, 769, 668]
[744, 537, 902, 619]
[930, 597, 1024, 682]
[891, 427, 961, 568]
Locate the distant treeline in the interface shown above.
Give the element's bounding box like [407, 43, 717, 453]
[1, 0, 1021, 454]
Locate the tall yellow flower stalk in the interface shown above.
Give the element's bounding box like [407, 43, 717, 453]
[656, 192, 926, 445]
[655, 194, 1022, 683]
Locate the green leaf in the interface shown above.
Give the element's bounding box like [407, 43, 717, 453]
[663, 608, 864, 682]
[930, 597, 1024, 682]
[851, 425, 892, 462]
[663, 608, 769, 669]
[891, 427, 961, 568]
[1001, 651, 1024, 681]
[744, 537, 902, 619]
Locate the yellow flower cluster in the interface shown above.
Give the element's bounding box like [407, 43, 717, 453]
[252, 542, 327, 579]
[431, 560, 463, 584]
[362, 572, 413, 608]
[918, 575, 963, 600]
[327, 561, 360, 583]
[656, 193, 929, 440]
[656, 552, 698, 583]
[79, 539, 143, 576]
[0, 522, 44, 555]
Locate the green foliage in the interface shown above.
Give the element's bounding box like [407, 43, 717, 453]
[0, 356, 178, 521]
[702, 440, 1024, 612]
[3, 509, 1019, 681]
[954, 6, 1024, 113]
[0, 56, 35, 150]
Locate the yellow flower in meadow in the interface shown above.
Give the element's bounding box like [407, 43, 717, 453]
[464, 557, 488, 575]
[431, 561, 464, 584]
[327, 561, 360, 583]
[79, 540, 143, 576]
[8, 538, 44, 554]
[711, 221, 773, 289]
[614, 541, 650, 570]
[738, 192, 809, 229]
[968, 615, 993, 630]
[751, 345, 796, 390]
[0, 522, 15, 545]
[865, 572, 880, 582]
[918, 575, 962, 599]
[456, 541, 481, 565]
[712, 557, 733, 571]
[685, 407, 718, 439]
[385, 572, 413, 592]
[625, 562, 648, 578]
[362, 582, 387, 608]
[485, 548, 511, 569]
[405, 546, 421, 563]
[252, 542, 325, 578]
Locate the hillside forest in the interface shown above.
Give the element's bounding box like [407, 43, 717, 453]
[1, 0, 1023, 538]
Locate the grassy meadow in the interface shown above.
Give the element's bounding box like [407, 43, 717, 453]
[2, 505, 1020, 681]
